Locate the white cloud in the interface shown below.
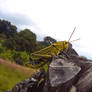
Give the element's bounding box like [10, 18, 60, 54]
[0, 0, 92, 59]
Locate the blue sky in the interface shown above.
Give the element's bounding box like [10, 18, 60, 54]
[0, 0, 92, 59]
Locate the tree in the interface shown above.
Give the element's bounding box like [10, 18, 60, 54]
[44, 36, 57, 46]
[0, 19, 17, 38]
[36, 36, 57, 51]
[18, 29, 37, 52]
[3, 28, 37, 53]
[36, 41, 47, 51]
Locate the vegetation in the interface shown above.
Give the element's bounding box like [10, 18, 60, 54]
[0, 19, 57, 92]
[0, 62, 31, 92]
[0, 19, 56, 65]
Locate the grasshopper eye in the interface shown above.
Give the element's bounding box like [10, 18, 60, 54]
[64, 41, 67, 45]
[65, 42, 67, 44]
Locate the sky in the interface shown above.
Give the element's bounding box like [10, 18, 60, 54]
[0, 0, 92, 59]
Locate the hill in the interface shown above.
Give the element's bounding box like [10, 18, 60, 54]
[0, 58, 35, 92]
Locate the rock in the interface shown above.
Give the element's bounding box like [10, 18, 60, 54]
[10, 55, 92, 92]
[49, 58, 81, 87]
[70, 86, 76, 92]
[7, 90, 12, 92]
[76, 66, 92, 92]
[11, 71, 46, 92]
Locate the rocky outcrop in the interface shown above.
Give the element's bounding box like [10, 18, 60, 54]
[9, 55, 92, 92]
[49, 57, 81, 87]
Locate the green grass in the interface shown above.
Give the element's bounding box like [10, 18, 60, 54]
[0, 63, 30, 92]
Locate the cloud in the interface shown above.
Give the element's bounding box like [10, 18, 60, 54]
[0, 9, 35, 27]
[0, 0, 92, 59]
[0, 9, 45, 40]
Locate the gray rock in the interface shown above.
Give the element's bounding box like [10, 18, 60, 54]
[10, 55, 92, 92]
[49, 58, 81, 87]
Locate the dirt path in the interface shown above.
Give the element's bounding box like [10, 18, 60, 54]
[0, 58, 35, 74]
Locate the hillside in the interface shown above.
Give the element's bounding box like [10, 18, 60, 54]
[0, 58, 35, 92]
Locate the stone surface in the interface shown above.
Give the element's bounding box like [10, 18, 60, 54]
[49, 58, 81, 87]
[9, 55, 92, 92]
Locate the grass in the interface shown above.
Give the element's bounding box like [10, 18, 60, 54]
[0, 62, 31, 92]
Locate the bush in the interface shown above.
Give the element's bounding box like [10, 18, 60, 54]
[12, 50, 29, 65]
[0, 48, 13, 61]
[0, 47, 29, 65]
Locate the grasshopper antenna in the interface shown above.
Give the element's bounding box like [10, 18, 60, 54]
[68, 27, 76, 42]
[70, 38, 80, 42]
